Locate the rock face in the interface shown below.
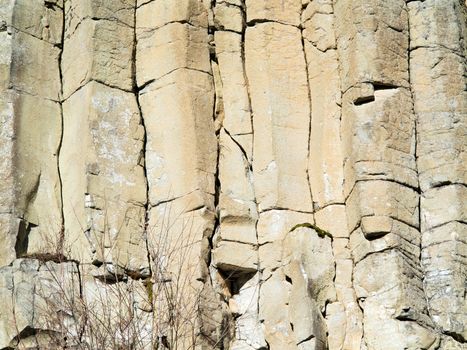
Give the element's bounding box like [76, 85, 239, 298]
[0, 0, 465, 349]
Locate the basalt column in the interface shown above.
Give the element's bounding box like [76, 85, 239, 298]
[0, 0, 63, 267]
[409, 0, 467, 343]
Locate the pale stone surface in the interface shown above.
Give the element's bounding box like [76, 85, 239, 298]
[0, 0, 63, 267]
[346, 180, 419, 234]
[315, 205, 348, 239]
[246, 22, 312, 212]
[10, 31, 61, 101]
[354, 250, 439, 350]
[305, 44, 344, 208]
[218, 129, 257, 244]
[12, 93, 63, 256]
[60, 82, 147, 272]
[214, 2, 244, 33]
[341, 86, 418, 196]
[335, 0, 410, 92]
[1, 0, 466, 348]
[136, 0, 207, 30]
[136, 23, 211, 88]
[62, 18, 134, 98]
[140, 69, 216, 209]
[245, 0, 302, 26]
[215, 31, 252, 138]
[409, 1, 467, 340]
[8, 0, 63, 45]
[422, 222, 467, 341]
[0, 259, 80, 349]
[65, 0, 135, 35]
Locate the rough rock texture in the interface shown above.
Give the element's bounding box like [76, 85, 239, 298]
[0, 0, 466, 349]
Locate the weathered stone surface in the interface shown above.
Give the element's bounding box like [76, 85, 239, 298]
[422, 222, 467, 341]
[140, 69, 216, 209]
[65, 0, 135, 35]
[62, 18, 134, 98]
[136, 0, 207, 31]
[0, 1, 63, 268]
[246, 22, 312, 212]
[0, 259, 80, 349]
[245, 0, 301, 26]
[409, 1, 467, 340]
[136, 23, 211, 88]
[354, 250, 439, 349]
[218, 129, 257, 244]
[214, 2, 244, 33]
[335, 0, 410, 92]
[1, 0, 466, 348]
[60, 82, 147, 271]
[305, 44, 344, 208]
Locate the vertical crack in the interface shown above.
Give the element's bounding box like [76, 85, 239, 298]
[56, 2, 66, 256]
[132, 3, 152, 277]
[300, 27, 315, 215]
[239, 2, 265, 338]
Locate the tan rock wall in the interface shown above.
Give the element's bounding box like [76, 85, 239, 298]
[0, 0, 465, 349]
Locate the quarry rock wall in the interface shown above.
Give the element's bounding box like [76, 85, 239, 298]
[0, 0, 465, 349]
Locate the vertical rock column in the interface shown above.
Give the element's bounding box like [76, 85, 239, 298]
[302, 1, 362, 349]
[409, 0, 467, 342]
[60, 0, 148, 274]
[210, 2, 265, 349]
[136, 0, 228, 347]
[335, 0, 438, 348]
[244, 1, 334, 348]
[0, 0, 63, 266]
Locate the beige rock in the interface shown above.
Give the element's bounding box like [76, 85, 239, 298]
[284, 227, 336, 311]
[408, 0, 465, 53]
[422, 222, 467, 340]
[62, 18, 134, 98]
[335, 0, 410, 92]
[140, 69, 216, 209]
[421, 185, 466, 232]
[257, 210, 314, 246]
[65, 0, 135, 36]
[228, 272, 267, 349]
[326, 302, 346, 350]
[10, 31, 61, 100]
[246, 23, 312, 212]
[12, 93, 63, 256]
[303, 13, 335, 52]
[354, 250, 438, 349]
[136, 23, 211, 88]
[245, 0, 301, 26]
[341, 86, 418, 196]
[315, 205, 348, 239]
[0, 259, 80, 349]
[350, 222, 420, 264]
[408, 0, 467, 200]
[215, 31, 253, 151]
[9, 0, 63, 45]
[136, 0, 208, 31]
[60, 82, 147, 272]
[214, 2, 244, 33]
[213, 241, 258, 272]
[0, 2, 63, 267]
[305, 44, 344, 207]
[259, 271, 296, 349]
[218, 130, 257, 244]
[0, 0, 466, 348]
[301, 0, 333, 23]
[346, 180, 419, 234]
[408, 1, 467, 340]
